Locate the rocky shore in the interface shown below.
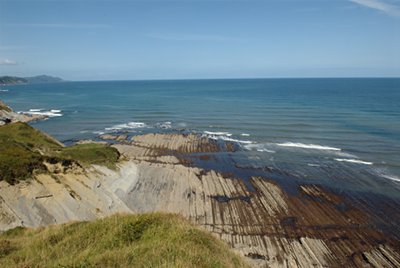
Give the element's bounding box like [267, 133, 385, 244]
[0, 100, 47, 125]
[0, 127, 399, 267]
[1, 99, 400, 267]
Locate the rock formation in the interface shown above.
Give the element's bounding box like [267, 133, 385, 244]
[1, 131, 399, 267]
[0, 100, 47, 125]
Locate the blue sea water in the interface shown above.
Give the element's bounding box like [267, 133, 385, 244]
[1, 78, 400, 197]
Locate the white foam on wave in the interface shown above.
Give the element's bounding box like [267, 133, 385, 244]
[204, 131, 232, 137]
[307, 163, 320, 167]
[241, 133, 250, 137]
[203, 130, 255, 145]
[372, 169, 400, 183]
[219, 136, 253, 144]
[244, 143, 275, 153]
[0, 89, 9, 92]
[334, 158, 373, 165]
[381, 174, 400, 183]
[105, 122, 147, 131]
[206, 134, 253, 144]
[277, 142, 341, 151]
[334, 151, 358, 158]
[21, 109, 63, 117]
[156, 121, 172, 129]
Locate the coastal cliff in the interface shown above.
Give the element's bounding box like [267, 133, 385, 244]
[0, 100, 400, 267]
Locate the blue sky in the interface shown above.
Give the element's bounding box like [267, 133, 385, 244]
[0, 0, 399, 80]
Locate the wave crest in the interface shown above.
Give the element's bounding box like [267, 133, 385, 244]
[334, 158, 373, 165]
[277, 142, 341, 151]
[20, 109, 63, 117]
[105, 122, 147, 131]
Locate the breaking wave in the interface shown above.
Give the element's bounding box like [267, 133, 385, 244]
[204, 133, 253, 144]
[217, 136, 253, 144]
[334, 158, 373, 165]
[156, 121, 172, 129]
[20, 108, 63, 117]
[244, 143, 276, 153]
[105, 122, 148, 131]
[277, 142, 341, 151]
[204, 131, 232, 136]
[380, 174, 400, 183]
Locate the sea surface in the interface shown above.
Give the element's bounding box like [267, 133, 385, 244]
[1, 78, 400, 197]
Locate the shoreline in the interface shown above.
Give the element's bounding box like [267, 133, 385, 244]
[1, 99, 400, 266]
[1, 124, 399, 266]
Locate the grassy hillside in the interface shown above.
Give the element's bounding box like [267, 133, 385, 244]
[0, 213, 247, 268]
[0, 100, 12, 112]
[0, 122, 120, 184]
[60, 143, 120, 169]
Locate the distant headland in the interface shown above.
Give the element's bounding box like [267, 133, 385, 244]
[0, 75, 64, 85]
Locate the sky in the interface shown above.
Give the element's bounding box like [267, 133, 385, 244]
[0, 0, 400, 80]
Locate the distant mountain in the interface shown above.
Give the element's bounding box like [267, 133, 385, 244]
[0, 75, 63, 85]
[25, 75, 64, 84]
[0, 76, 28, 85]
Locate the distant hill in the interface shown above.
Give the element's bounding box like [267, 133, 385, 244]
[25, 75, 64, 84]
[0, 76, 28, 85]
[0, 75, 63, 85]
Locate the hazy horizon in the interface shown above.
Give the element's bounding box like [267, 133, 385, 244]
[2, 75, 400, 82]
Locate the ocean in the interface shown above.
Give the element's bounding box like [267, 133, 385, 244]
[1, 78, 400, 198]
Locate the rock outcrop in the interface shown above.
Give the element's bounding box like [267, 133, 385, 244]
[0, 132, 399, 267]
[0, 100, 47, 124]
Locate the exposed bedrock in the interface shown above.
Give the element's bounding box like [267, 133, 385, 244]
[0, 99, 47, 124]
[0, 133, 399, 267]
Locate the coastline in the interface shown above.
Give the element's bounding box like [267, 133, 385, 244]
[0, 130, 399, 266]
[1, 99, 400, 267]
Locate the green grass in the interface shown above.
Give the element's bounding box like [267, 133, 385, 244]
[0, 123, 56, 184]
[0, 102, 12, 112]
[59, 143, 120, 169]
[0, 122, 120, 184]
[0, 122, 62, 152]
[0, 213, 248, 268]
[0, 137, 46, 184]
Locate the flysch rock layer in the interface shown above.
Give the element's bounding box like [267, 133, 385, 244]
[0, 133, 399, 267]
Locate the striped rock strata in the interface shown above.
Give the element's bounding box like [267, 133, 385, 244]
[0, 133, 399, 267]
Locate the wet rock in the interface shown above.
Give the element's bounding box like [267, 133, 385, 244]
[99, 134, 128, 142]
[76, 140, 107, 145]
[1, 132, 399, 267]
[116, 135, 128, 141]
[99, 134, 118, 140]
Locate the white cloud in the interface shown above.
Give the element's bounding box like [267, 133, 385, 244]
[350, 0, 400, 16]
[0, 59, 18, 66]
